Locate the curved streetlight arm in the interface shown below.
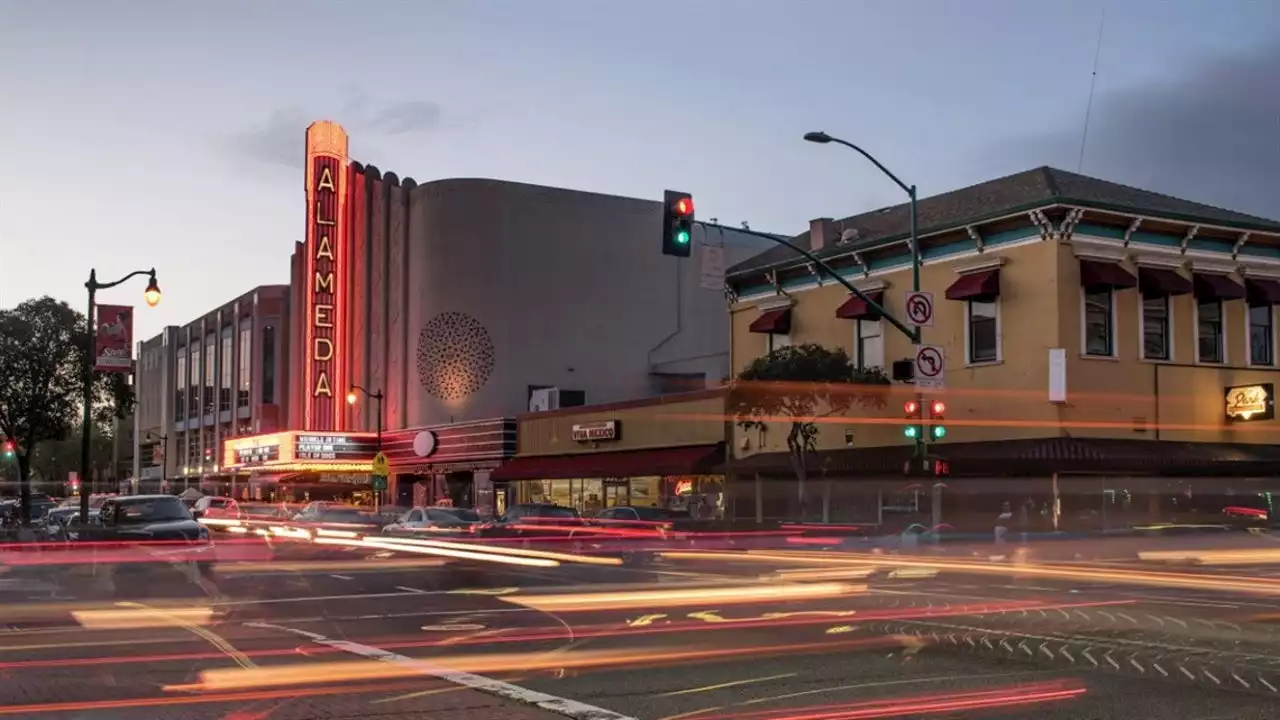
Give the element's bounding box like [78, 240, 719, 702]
[825, 137, 913, 197]
[90, 268, 156, 291]
[349, 384, 384, 400]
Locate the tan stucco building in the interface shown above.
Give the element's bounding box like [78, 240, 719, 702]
[724, 166, 1280, 532]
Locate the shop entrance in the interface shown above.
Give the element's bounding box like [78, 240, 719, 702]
[603, 480, 628, 508]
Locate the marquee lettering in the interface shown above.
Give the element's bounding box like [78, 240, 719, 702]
[314, 304, 333, 328]
[314, 337, 333, 362]
[317, 166, 335, 192]
[314, 371, 331, 397]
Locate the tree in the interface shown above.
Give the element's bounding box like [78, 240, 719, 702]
[730, 343, 890, 520]
[0, 296, 134, 521]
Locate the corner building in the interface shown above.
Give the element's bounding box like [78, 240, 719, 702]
[224, 120, 767, 510]
[726, 166, 1280, 531]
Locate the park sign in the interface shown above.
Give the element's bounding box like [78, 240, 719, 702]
[94, 305, 134, 373]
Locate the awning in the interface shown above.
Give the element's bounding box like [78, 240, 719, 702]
[1079, 260, 1136, 291]
[1137, 267, 1192, 297]
[835, 291, 883, 321]
[723, 437, 1280, 478]
[748, 308, 792, 334]
[1246, 278, 1280, 305]
[1194, 273, 1245, 301]
[944, 269, 1000, 301]
[491, 444, 724, 481]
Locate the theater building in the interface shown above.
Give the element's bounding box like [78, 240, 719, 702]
[725, 166, 1280, 530]
[212, 120, 770, 508]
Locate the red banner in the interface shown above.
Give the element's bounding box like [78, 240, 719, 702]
[94, 304, 134, 373]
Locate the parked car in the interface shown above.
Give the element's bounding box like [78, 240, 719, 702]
[382, 506, 480, 536]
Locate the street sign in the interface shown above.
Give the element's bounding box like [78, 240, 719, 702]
[371, 451, 390, 477]
[905, 291, 934, 327]
[371, 475, 387, 491]
[914, 344, 945, 390]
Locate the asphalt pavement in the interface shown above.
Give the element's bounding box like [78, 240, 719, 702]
[4, 535, 1280, 719]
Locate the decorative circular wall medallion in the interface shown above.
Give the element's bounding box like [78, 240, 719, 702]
[413, 430, 438, 458]
[416, 312, 495, 401]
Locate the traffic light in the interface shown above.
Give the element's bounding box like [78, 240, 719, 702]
[662, 190, 695, 257]
[928, 400, 947, 439]
[1, 441, 13, 459]
[903, 400, 922, 440]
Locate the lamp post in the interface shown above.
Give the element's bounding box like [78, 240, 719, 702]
[80, 269, 161, 523]
[346, 385, 385, 507]
[804, 131, 939, 540]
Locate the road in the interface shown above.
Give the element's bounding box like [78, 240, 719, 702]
[4, 535, 1280, 719]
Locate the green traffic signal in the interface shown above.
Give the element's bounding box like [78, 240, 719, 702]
[904, 425, 920, 439]
[932, 425, 947, 439]
[676, 230, 690, 245]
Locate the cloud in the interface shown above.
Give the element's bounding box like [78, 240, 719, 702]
[224, 107, 309, 170]
[986, 41, 1280, 220]
[224, 94, 447, 169]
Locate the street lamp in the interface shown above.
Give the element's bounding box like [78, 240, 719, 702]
[346, 385, 384, 451]
[80, 268, 161, 523]
[803, 131, 919, 304]
[804, 132, 937, 537]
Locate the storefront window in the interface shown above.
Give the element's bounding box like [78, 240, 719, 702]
[517, 476, 719, 517]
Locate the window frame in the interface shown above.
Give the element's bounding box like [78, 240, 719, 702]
[1247, 303, 1276, 367]
[766, 332, 792, 354]
[1080, 287, 1117, 358]
[964, 297, 1001, 365]
[1138, 294, 1173, 361]
[854, 318, 885, 371]
[1194, 298, 1226, 364]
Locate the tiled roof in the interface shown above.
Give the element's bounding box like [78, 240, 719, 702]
[729, 167, 1280, 277]
[726, 437, 1280, 477]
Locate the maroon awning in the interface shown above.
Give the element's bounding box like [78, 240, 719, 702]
[835, 291, 883, 320]
[1079, 260, 1136, 290]
[491, 444, 724, 481]
[945, 269, 1000, 301]
[1137, 267, 1192, 297]
[1246, 278, 1280, 305]
[1193, 273, 1245, 301]
[748, 308, 792, 334]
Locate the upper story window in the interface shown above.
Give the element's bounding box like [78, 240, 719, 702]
[219, 333, 233, 412]
[967, 299, 999, 363]
[1141, 296, 1171, 361]
[854, 319, 884, 371]
[1249, 304, 1274, 366]
[261, 325, 276, 404]
[175, 352, 187, 421]
[1082, 289, 1114, 357]
[946, 268, 1001, 365]
[747, 307, 792, 356]
[238, 324, 252, 408]
[188, 341, 201, 416]
[1196, 299, 1224, 364]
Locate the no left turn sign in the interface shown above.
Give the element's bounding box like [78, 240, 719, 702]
[906, 291, 934, 327]
[914, 344, 945, 389]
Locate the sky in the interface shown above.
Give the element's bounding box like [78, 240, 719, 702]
[2, 1, 1278, 342]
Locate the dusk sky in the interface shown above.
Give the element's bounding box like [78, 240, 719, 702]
[3, 1, 1278, 342]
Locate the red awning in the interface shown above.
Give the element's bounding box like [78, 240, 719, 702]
[748, 308, 792, 334]
[944, 269, 1000, 301]
[1079, 260, 1136, 290]
[1194, 273, 1245, 301]
[491, 445, 724, 481]
[1137, 267, 1192, 297]
[1246, 278, 1280, 305]
[835, 291, 883, 320]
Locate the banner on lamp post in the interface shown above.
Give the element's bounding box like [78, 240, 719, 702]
[94, 305, 134, 373]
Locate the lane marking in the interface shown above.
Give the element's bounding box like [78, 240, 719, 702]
[330, 575, 354, 581]
[245, 621, 637, 720]
[394, 586, 428, 594]
[658, 672, 796, 697]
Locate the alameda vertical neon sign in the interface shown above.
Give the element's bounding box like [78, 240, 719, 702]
[304, 121, 349, 431]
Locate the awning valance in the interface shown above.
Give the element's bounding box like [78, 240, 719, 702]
[835, 292, 883, 321]
[944, 269, 1000, 301]
[1079, 260, 1136, 291]
[748, 308, 792, 334]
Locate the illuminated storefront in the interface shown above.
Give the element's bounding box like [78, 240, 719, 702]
[491, 390, 728, 518]
[222, 431, 376, 503]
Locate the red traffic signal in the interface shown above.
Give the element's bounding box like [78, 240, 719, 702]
[675, 197, 694, 216]
[930, 400, 946, 417]
[903, 400, 919, 415]
[1, 440, 14, 458]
